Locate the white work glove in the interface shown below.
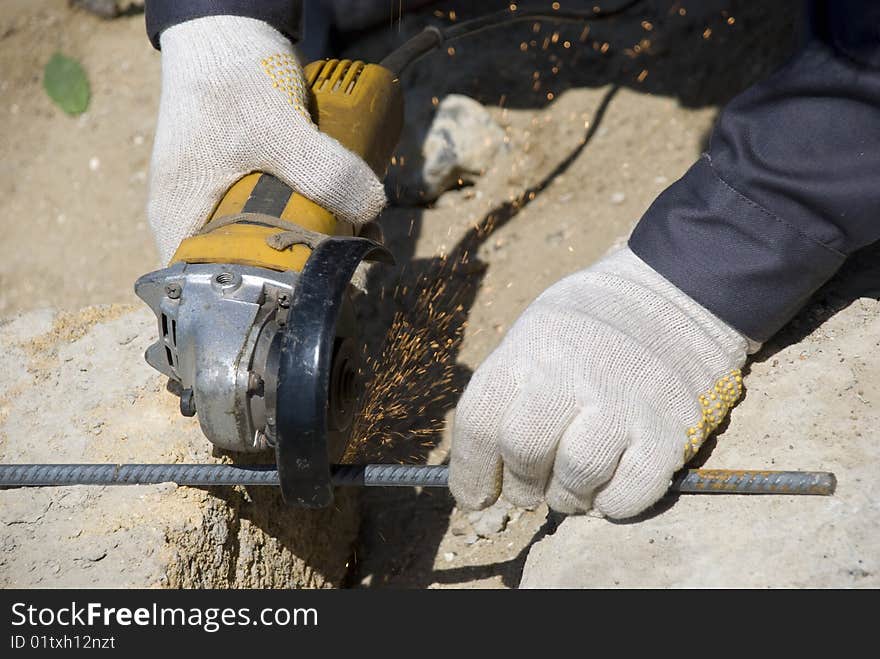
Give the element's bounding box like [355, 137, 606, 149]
[148, 15, 387, 264]
[450, 246, 758, 519]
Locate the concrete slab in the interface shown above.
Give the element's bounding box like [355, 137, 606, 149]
[0, 306, 359, 588]
[521, 252, 880, 588]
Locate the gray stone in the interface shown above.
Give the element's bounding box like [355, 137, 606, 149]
[421, 94, 509, 200]
[467, 499, 511, 537]
[71, 0, 144, 19]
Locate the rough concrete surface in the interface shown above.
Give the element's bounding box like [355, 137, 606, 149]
[521, 252, 880, 587]
[0, 306, 358, 588]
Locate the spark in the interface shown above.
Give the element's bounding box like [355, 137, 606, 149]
[345, 251, 473, 463]
[345, 183, 537, 463]
[344, 48, 613, 465]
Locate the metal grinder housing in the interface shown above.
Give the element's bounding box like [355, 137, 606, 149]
[135, 59, 403, 506]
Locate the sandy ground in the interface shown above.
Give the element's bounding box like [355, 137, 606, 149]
[0, 0, 158, 317]
[4, 1, 874, 588]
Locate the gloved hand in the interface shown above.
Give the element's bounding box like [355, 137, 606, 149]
[449, 246, 757, 519]
[148, 15, 386, 264]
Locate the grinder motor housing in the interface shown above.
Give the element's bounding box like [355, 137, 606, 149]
[135, 59, 403, 506]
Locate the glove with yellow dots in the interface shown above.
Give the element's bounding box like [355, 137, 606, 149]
[148, 15, 386, 264]
[449, 246, 759, 518]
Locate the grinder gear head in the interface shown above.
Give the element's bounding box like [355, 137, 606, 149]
[135, 235, 391, 506]
[135, 59, 403, 506]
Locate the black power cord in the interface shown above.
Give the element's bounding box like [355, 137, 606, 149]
[379, 0, 645, 75]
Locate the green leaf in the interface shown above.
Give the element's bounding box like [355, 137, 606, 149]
[43, 52, 91, 116]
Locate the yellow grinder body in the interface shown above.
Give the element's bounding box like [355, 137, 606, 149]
[171, 59, 404, 271]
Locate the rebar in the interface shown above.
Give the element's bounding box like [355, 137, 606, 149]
[672, 468, 836, 495]
[0, 464, 835, 495]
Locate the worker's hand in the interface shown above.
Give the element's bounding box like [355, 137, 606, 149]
[148, 15, 386, 264]
[449, 246, 757, 519]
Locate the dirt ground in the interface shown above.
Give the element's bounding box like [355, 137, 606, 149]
[6, 1, 869, 589]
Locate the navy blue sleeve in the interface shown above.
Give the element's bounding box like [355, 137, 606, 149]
[145, 0, 302, 49]
[628, 0, 880, 342]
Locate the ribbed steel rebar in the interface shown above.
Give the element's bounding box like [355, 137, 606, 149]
[0, 463, 835, 495]
[672, 468, 836, 495]
[0, 463, 451, 489]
